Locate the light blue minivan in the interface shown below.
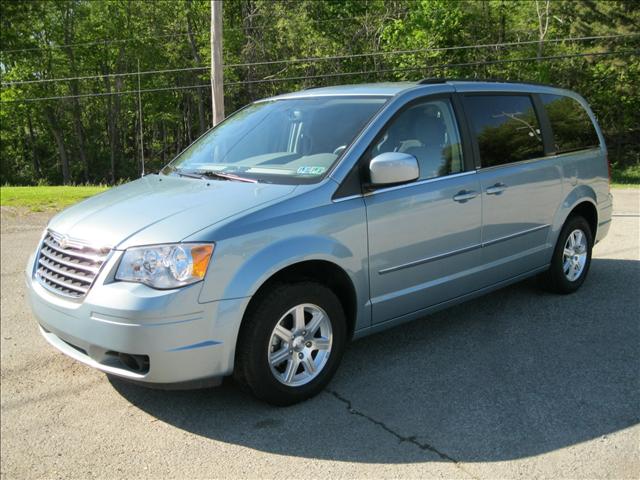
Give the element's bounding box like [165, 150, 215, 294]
[26, 80, 612, 405]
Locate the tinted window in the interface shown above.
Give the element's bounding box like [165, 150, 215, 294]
[465, 95, 544, 167]
[372, 98, 464, 180]
[540, 94, 599, 153]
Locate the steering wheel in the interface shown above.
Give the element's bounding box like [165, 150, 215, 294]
[332, 145, 347, 156]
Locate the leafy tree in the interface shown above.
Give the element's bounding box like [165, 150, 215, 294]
[0, 0, 637, 185]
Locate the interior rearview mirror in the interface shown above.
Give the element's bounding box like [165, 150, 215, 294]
[369, 152, 420, 186]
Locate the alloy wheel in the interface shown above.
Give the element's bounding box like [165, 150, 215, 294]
[267, 303, 333, 387]
[563, 228, 588, 281]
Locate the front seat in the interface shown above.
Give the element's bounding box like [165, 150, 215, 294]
[375, 108, 417, 155]
[401, 114, 447, 179]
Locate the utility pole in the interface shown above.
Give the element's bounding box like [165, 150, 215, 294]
[210, 0, 224, 125]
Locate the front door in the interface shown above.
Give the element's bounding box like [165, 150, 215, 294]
[363, 96, 483, 324]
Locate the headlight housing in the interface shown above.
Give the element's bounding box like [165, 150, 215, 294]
[115, 243, 214, 289]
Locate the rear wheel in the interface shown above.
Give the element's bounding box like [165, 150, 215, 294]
[541, 215, 593, 294]
[234, 281, 347, 406]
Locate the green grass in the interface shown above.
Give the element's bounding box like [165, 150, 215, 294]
[0, 185, 109, 212]
[0, 166, 637, 214]
[611, 164, 640, 189]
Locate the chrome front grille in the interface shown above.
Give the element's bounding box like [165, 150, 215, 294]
[35, 231, 111, 299]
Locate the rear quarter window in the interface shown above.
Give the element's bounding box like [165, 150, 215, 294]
[540, 94, 600, 153]
[465, 95, 544, 167]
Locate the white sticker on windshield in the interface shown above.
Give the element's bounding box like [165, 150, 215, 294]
[297, 166, 326, 175]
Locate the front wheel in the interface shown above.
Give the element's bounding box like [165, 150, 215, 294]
[234, 282, 347, 406]
[541, 215, 593, 294]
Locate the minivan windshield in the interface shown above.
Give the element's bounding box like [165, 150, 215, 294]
[162, 96, 388, 184]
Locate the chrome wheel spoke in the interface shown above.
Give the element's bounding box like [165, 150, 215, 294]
[563, 248, 573, 257]
[305, 311, 324, 336]
[270, 348, 290, 366]
[313, 337, 331, 351]
[574, 230, 583, 248]
[283, 357, 299, 383]
[274, 324, 292, 343]
[293, 305, 306, 331]
[302, 356, 316, 374]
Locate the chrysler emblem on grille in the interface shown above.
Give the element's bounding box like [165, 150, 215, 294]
[58, 235, 70, 249]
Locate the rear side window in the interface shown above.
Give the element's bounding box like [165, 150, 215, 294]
[540, 94, 600, 153]
[465, 95, 544, 167]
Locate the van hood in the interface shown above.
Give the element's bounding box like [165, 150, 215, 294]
[47, 174, 296, 249]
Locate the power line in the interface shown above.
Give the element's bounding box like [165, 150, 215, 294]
[0, 13, 404, 54]
[2, 33, 635, 87]
[233, 49, 639, 85]
[0, 32, 195, 54]
[233, 33, 638, 68]
[2, 65, 210, 87]
[2, 49, 635, 104]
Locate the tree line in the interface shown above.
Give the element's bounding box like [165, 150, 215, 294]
[0, 0, 638, 186]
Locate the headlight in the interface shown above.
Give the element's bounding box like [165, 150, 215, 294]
[115, 243, 214, 289]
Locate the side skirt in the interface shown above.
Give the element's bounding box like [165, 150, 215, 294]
[352, 264, 549, 340]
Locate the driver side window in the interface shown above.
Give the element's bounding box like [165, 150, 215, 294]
[373, 98, 464, 180]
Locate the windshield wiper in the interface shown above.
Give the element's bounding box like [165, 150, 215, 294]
[199, 171, 258, 183]
[174, 168, 258, 183]
[175, 170, 204, 179]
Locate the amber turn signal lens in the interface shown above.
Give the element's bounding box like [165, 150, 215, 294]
[191, 245, 214, 278]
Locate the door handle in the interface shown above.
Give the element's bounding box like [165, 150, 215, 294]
[486, 183, 507, 195]
[453, 190, 478, 203]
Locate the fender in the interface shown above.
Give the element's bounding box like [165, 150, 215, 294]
[216, 234, 370, 333]
[222, 235, 356, 299]
[547, 184, 598, 249]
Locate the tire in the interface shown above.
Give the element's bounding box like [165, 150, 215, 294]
[540, 215, 593, 294]
[234, 281, 347, 406]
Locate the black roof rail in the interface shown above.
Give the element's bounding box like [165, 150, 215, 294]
[418, 77, 557, 88]
[417, 78, 448, 84]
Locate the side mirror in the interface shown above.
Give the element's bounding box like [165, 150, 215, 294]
[369, 152, 420, 186]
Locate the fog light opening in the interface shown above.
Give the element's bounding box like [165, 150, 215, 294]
[118, 352, 149, 373]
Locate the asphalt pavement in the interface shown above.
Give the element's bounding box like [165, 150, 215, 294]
[1, 189, 638, 479]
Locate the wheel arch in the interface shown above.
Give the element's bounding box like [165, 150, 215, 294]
[550, 185, 599, 247]
[240, 259, 359, 341]
[567, 201, 598, 239]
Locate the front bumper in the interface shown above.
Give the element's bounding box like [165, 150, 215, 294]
[26, 251, 249, 386]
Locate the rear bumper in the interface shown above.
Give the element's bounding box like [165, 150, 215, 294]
[596, 192, 613, 243]
[596, 218, 611, 243]
[26, 252, 250, 385]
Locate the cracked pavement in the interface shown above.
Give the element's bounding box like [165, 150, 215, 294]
[326, 390, 480, 479]
[1, 189, 639, 479]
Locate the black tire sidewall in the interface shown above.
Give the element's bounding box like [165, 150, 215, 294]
[237, 282, 347, 406]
